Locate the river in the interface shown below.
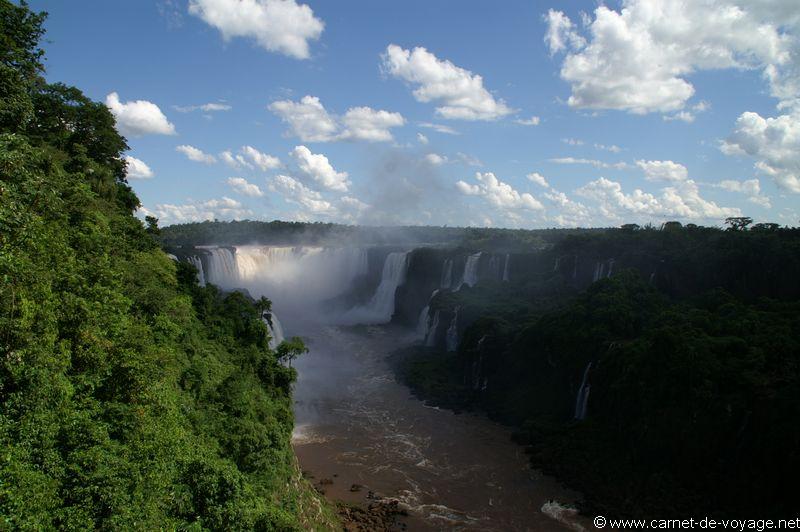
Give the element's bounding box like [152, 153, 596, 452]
[290, 321, 588, 531]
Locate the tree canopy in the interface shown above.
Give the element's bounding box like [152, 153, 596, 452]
[0, 2, 333, 528]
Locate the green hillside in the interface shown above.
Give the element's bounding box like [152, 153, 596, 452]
[0, 2, 335, 529]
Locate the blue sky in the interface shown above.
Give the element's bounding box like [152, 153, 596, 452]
[31, 0, 800, 228]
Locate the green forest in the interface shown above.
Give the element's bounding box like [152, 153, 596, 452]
[396, 226, 800, 519]
[0, 3, 335, 529]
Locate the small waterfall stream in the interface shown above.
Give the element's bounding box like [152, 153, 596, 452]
[417, 289, 440, 340]
[441, 259, 453, 289]
[460, 252, 482, 288]
[445, 307, 460, 352]
[188, 255, 206, 286]
[266, 312, 285, 350]
[574, 362, 592, 420]
[425, 310, 441, 347]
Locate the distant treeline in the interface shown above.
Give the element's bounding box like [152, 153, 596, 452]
[161, 219, 799, 253]
[159, 219, 610, 250]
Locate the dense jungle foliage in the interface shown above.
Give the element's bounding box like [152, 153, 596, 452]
[0, 3, 335, 529]
[397, 226, 800, 519]
[159, 219, 602, 250]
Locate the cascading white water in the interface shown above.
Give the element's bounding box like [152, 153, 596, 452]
[591, 259, 616, 282]
[417, 305, 430, 338]
[340, 251, 409, 324]
[592, 261, 604, 282]
[167, 253, 178, 261]
[416, 289, 440, 339]
[460, 252, 482, 288]
[266, 312, 285, 349]
[445, 307, 460, 352]
[200, 245, 369, 317]
[425, 310, 441, 347]
[553, 256, 561, 272]
[502, 254, 510, 282]
[202, 246, 239, 287]
[188, 255, 206, 286]
[574, 362, 592, 420]
[441, 259, 453, 289]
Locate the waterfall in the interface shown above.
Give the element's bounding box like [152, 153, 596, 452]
[441, 259, 453, 289]
[592, 261, 604, 282]
[502, 254, 510, 282]
[574, 362, 592, 420]
[460, 252, 482, 288]
[198, 245, 369, 315]
[606, 258, 615, 278]
[417, 305, 430, 338]
[649, 271, 656, 284]
[341, 251, 409, 324]
[202, 246, 239, 286]
[167, 253, 178, 261]
[445, 307, 460, 352]
[188, 255, 206, 286]
[553, 256, 561, 272]
[417, 289, 440, 339]
[425, 310, 441, 347]
[266, 312, 285, 350]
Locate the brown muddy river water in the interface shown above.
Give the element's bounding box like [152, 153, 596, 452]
[290, 323, 589, 531]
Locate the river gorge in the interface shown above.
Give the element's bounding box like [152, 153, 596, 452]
[178, 244, 589, 530]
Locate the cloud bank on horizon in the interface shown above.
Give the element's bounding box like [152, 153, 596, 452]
[37, 0, 800, 228]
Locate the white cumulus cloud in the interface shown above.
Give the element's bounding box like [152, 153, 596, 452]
[220, 150, 254, 170]
[290, 145, 350, 191]
[106, 92, 175, 137]
[419, 122, 459, 135]
[125, 155, 154, 179]
[269, 95, 404, 143]
[577, 177, 741, 221]
[188, 0, 324, 59]
[527, 172, 549, 188]
[176, 144, 217, 164]
[340, 107, 405, 142]
[721, 108, 800, 193]
[144, 196, 251, 224]
[716, 178, 771, 208]
[241, 145, 282, 171]
[269, 174, 334, 214]
[546, 1, 795, 114]
[268, 95, 339, 142]
[382, 44, 514, 121]
[636, 160, 688, 182]
[456, 172, 543, 211]
[226, 176, 264, 197]
[515, 116, 541, 126]
[424, 153, 448, 166]
[543, 9, 585, 55]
